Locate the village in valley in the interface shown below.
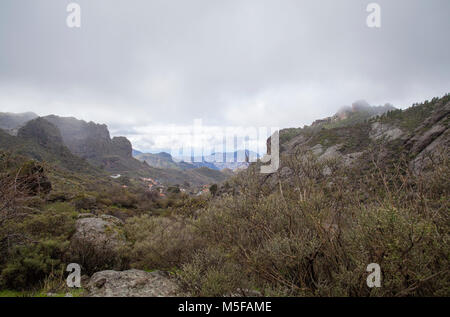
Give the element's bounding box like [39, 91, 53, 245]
[111, 174, 212, 198]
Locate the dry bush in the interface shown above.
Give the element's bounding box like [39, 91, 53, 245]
[177, 149, 449, 296]
[69, 236, 130, 275]
[178, 247, 249, 297]
[0, 159, 46, 263]
[0, 156, 78, 290]
[124, 214, 205, 271]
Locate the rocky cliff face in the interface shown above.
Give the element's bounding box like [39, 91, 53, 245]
[111, 137, 132, 158]
[404, 99, 450, 172]
[8, 118, 99, 174]
[1, 113, 228, 184]
[43, 115, 133, 164]
[18, 117, 65, 148]
[248, 95, 449, 191]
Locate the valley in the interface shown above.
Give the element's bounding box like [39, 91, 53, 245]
[0, 94, 448, 297]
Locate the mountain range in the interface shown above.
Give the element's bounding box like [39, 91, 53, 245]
[1, 96, 447, 188]
[1, 94, 448, 297]
[134, 150, 259, 171]
[0, 114, 229, 186]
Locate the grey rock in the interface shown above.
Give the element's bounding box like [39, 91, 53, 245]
[342, 151, 364, 166]
[229, 288, 263, 297]
[410, 124, 447, 155]
[410, 129, 449, 173]
[71, 215, 126, 253]
[86, 269, 181, 297]
[77, 213, 96, 219]
[279, 166, 293, 179]
[319, 144, 341, 161]
[310, 144, 324, 156]
[370, 122, 404, 141]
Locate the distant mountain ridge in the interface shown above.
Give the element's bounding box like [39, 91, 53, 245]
[132, 149, 143, 156]
[43, 115, 133, 160]
[134, 150, 259, 171]
[0, 114, 229, 185]
[135, 152, 196, 170]
[0, 112, 38, 135]
[0, 118, 99, 174]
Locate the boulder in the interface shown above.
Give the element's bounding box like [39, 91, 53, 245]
[70, 214, 128, 272]
[86, 269, 181, 297]
[72, 215, 125, 249]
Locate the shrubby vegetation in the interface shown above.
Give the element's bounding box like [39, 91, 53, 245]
[0, 144, 448, 296]
[0, 152, 191, 294]
[171, 149, 449, 296]
[0, 95, 448, 297]
[0, 154, 76, 291]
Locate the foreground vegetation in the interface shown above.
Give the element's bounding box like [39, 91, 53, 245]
[0, 96, 449, 297]
[1, 145, 448, 296]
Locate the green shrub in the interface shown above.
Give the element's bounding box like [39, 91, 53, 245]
[124, 215, 204, 271]
[68, 237, 130, 275]
[73, 193, 97, 211]
[174, 150, 449, 296]
[179, 248, 249, 297]
[0, 239, 68, 290]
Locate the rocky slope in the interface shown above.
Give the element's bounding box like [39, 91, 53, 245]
[0, 118, 99, 174]
[240, 95, 449, 190]
[0, 114, 229, 185]
[43, 115, 134, 167]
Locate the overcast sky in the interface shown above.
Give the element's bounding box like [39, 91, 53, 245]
[0, 0, 449, 153]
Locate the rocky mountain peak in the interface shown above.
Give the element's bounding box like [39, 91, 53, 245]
[111, 137, 132, 158]
[43, 115, 131, 161]
[18, 117, 64, 149]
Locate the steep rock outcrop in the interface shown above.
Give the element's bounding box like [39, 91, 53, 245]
[42, 115, 143, 174]
[111, 137, 132, 158]
[18, 118, 65, 148]
[12, 118, 98, 174]
[43, 115, 115, 160]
